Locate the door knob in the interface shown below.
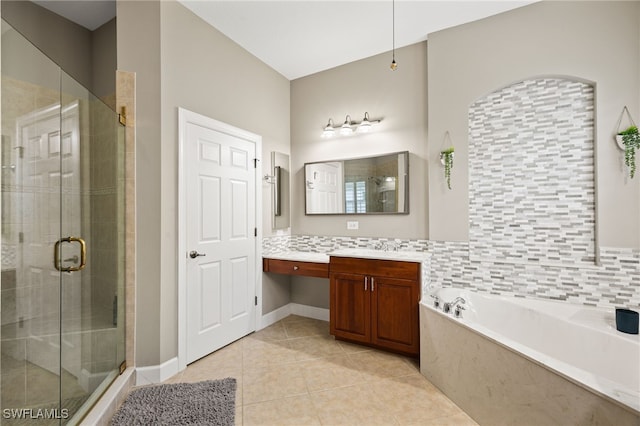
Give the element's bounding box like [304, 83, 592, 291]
[189, 250, 206, 259]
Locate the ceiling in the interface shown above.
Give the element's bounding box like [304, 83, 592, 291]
[33, 0, 536, 80]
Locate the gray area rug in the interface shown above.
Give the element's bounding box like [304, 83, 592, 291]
[110, 378, 236, 425]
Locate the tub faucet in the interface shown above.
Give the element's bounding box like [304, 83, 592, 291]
[429, 294, 441, 309]
[443, 297, 466, 315]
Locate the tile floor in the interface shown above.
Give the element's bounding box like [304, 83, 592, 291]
[163, 315, 478, 425]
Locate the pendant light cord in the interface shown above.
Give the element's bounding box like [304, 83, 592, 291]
[390, 0, 397, 70]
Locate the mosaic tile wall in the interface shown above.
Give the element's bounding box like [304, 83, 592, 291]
[428, 240, 640, 310]
[425, 77, 638, 310]
[262, 235, 429, 256]
[468, 78, 596, 267]
[262, 235, 639, 309]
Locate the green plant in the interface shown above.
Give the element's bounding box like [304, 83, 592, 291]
[440, 147, 455, 190]
[618, 125, 640, 178]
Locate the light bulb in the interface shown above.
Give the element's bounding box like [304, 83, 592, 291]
[322, 119, 335, 138]
[358, 112, 372, 133]
[340, 115, 353, 135]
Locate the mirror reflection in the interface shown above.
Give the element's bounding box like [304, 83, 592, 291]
[305, 151, 409, 215]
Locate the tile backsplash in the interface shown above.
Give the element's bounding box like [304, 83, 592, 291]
[262, 235, 639, 309]
[428, 240, 639, 310]
[262, 234, 429, 256]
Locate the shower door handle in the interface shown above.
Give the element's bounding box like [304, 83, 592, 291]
[54, 237, 87, 273]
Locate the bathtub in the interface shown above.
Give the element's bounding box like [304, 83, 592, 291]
[420, 288, 640, 426]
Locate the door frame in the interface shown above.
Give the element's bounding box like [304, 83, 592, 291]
[177, 107, 262, 372]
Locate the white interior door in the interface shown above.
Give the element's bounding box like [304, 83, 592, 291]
[306, 161, 343, 213]
[16, 101, 82, 376]
[182, 110, 258, 364]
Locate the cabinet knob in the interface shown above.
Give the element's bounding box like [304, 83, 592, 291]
[293, 265, 299, 270]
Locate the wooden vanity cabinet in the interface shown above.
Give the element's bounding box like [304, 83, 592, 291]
[329, 256, 420, 356]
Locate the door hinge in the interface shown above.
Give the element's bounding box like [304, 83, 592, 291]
[18, 232, 24, 243]
[254, 227, 257, 237]
[255, 296, 258, 306]
[253, 158, 259, 168]
[119, 360, 127, 375]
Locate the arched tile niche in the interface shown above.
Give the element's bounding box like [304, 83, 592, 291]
[468, 78, 597, 267]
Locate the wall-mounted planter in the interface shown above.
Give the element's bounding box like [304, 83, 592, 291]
[440, 147, 454, 190]
[617, 125, 640, 179]
[615, 107, 640, 179]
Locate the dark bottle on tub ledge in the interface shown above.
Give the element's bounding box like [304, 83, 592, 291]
[615, 308, 639, 334]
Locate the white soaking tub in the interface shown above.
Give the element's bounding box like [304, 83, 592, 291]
[420, 288, 640, 426]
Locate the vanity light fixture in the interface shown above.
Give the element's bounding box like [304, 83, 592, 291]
[321, 112, 382, 137]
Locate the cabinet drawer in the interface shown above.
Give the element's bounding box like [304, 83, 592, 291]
[329, 256, 419, 281]
[263, 258, 329, 278]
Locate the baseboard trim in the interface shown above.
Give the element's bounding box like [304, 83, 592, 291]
[290, 303, 329, 321]
[135, 356, 179, 386]
[259, 303, 329, 330]
[259, 304, 291, 329]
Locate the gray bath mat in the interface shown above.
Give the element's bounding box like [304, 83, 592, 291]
[110, 378, 236, 425]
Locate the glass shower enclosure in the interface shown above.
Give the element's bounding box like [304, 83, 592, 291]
[1, 20, 126, 424]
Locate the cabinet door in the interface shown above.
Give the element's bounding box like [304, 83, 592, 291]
[330, 272, 371, 343]
[370, 276, 419, 355]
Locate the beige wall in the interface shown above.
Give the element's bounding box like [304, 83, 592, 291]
[2, 0, 92, 90]
[159, 1, 290, 363]
[1, 1, 116, 103]
[118, 0, 291, 366]
[91, 18, 117, 105]
[117, 0, 162, 366]
[427, 1, 640, 248]
[290, 42, 428, 239]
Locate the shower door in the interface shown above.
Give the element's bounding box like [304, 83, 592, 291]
[1, 20, 126, 424]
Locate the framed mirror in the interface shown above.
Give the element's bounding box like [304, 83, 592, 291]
[304, 151, 409, 215]
[271, 151, 290, 229]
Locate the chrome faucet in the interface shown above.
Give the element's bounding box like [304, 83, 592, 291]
[429, 294, 441, 309]
[373, 241, 399, 252]
[443, 297, 466, 316]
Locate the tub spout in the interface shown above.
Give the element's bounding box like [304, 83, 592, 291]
[443, 297, 466, 314]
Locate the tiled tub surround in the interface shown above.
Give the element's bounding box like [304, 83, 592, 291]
[420, 289, 640, 425]
[417, 76, 640, 425]
[428, 241, 640, 310]
[432, 76, 639, 310]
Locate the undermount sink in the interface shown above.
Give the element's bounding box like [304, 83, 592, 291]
[329, 248, 428, 262]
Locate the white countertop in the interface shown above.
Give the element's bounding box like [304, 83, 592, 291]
[264, 248, 429, 264]
[263, 251, 330, 263]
